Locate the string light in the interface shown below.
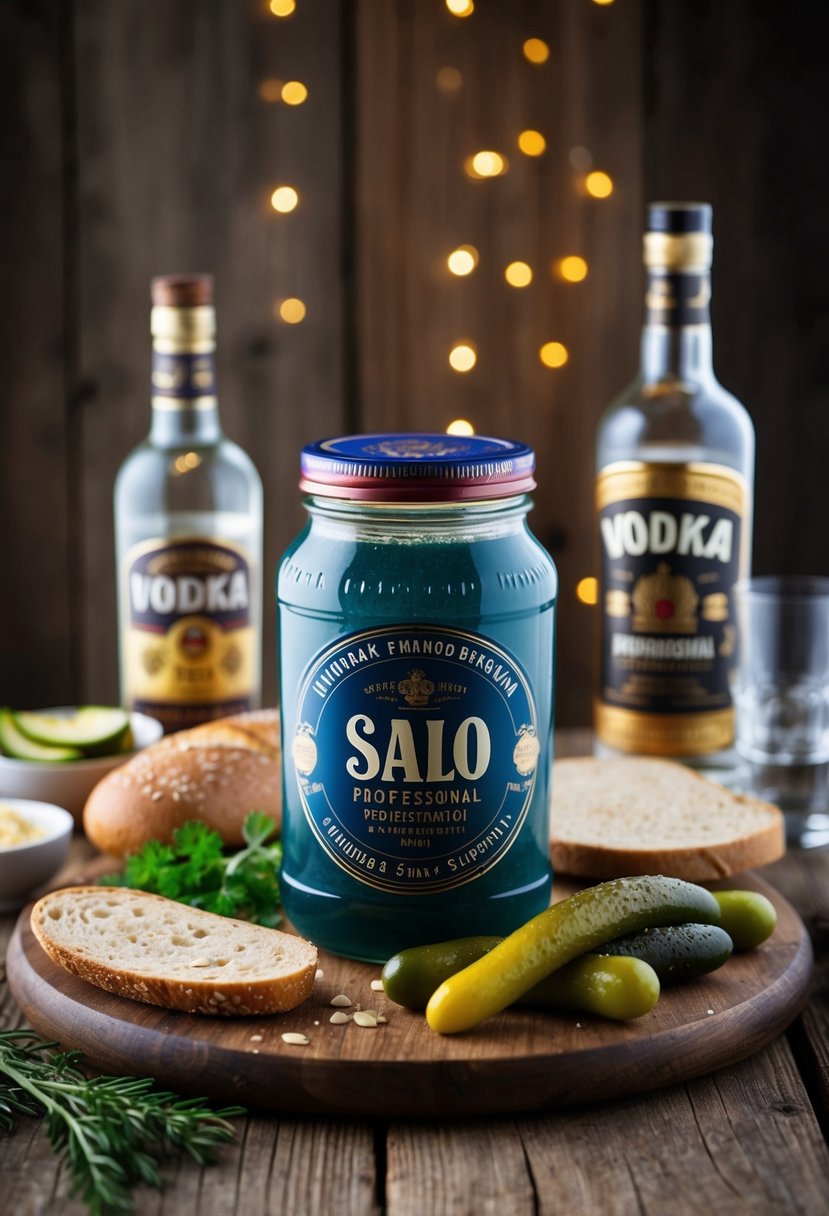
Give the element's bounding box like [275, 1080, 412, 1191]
[518, 130, 546, 157]
[259, 78, 283, 103]
[445, 0, 474, 15]
[269, 0, 295, 16]
[465, 151, 508, 178]
[586, 170, 613, 198]
[271, 185, 299, 213]
[276, 298, 306, 324]
[447, 246, 479, 276]
[576, 577, 599, 605]
[281, 81, 308, 106]
[557, 255, 589, 282]
[523, 38, 550, 64]
[447, 419, 475, 436]
[504, 261, 533, 288]
[436, 66, 463, 93]
[449, 342, 477, 373]
[540, 342, 569, 368]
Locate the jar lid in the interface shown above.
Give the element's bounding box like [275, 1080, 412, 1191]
[300, 433, 536, 502]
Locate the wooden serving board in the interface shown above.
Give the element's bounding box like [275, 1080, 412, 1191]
[5, 873, 812, 1117]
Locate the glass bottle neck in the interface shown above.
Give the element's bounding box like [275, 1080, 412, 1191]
[640, 268, 714, 385]
[149, 336, 222, 446]
[150, 401, 222, 446]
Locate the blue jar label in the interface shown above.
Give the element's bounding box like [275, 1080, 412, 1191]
[291, 625, 541, 894]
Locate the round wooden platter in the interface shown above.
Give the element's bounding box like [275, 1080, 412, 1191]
[6, 873, 812, 1118]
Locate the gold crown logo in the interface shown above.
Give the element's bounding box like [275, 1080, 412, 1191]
[398, 669, 435, 707]
[631, 562, 698, 634]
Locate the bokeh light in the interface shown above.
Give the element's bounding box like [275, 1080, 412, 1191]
[446, 0, 474, 15]
[281, 81, 308, 106]
[436, 66, 463, 93]
[446, 419, 475, 436]
[276, 298, 306, 324]
[586, 170, 614, 198]
[465, 151, 508, 178]
[539, 341, 569, 368]
[447, 246, 479, 276]
[576, 577, 599, 605]
[504, 261, 533, 288]
[259, 78, 283, 103]
[271, 186, 299, 213]
[557, 255, 589, 282]
[449, 342, 477, 373]
[174, 452, 202, 473]
[569, 146, 593, 171]
[518, 129, 546, 157]
[269, 0, 295, 16]
[523, 38, 550, 64]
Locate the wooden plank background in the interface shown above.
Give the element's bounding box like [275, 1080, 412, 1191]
[1, 0, 827, 725]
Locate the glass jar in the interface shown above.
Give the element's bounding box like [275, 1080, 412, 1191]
[277, 434, 557, 962]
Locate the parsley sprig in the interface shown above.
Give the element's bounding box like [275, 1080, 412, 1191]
[0, 1029, 244, 1215]
[99, 811, 282, 926]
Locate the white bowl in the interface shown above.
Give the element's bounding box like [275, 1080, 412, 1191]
[0, 798, 74, 910]
[0, 710, 164, 821]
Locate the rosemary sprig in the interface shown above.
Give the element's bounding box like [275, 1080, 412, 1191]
[0, 1029, 245, 1215]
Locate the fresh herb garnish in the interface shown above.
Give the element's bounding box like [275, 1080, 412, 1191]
[0, 1029, 244, 1215]
[99, 811, 282, 927]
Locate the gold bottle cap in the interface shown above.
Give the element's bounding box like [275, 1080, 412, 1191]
[150, 275, 215, 352]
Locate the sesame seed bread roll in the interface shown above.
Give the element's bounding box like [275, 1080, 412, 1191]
[83, 709, 281, 857]
[550, 756, 785, 882]
[30, 886, 317, 1016]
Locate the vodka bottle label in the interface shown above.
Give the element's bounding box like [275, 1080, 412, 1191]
[595, 461, 749, 756]
[121, 535, 256, 732]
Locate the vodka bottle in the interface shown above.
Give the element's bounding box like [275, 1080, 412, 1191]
[115, 275, 263, 732]
[595, 204, 754, 763]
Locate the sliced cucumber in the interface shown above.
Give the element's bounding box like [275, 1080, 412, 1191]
[13, 706, 130, 756]
[0, 708, 83, 762]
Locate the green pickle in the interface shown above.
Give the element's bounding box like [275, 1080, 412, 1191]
[425, 875, 720, 1033]
[711, 890, 777, 950]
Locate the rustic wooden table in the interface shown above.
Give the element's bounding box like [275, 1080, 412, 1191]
[1, 734, 828, 1216]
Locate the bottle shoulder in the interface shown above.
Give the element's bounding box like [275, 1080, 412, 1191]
[115, 436, 262, 514]
[597, 376, 754, 477]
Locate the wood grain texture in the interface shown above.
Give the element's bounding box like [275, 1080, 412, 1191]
[0, 0, 76, 707]
[644, 0, 829, 584]
[517, 1035, 829, 1216]
[71, 0, 345, 708]
[5, 872, 812, 1118]
[353, 0, 645, 726]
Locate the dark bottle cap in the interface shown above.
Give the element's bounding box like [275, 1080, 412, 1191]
[151, 274, 214, 307]
[647, 203, 712, 235]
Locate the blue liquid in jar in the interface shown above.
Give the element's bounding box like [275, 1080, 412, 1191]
[278, 448, 556, 963]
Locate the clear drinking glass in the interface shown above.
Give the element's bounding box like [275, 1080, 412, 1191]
[732, 576, 829, 847]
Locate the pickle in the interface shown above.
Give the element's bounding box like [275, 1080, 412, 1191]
[382, 936, 502, 1010]
[535, 955, 660, 1020]
[383, 939, 658, 1020]
[711, 890, 777, 950]
[425, 875, 720, 1034]
[593, 923, 733, 984]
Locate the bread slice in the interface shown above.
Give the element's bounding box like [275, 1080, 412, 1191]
[550, 757, 785, 881]
[30, 886, 317, 1016]
[83, 709, 281, 857]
